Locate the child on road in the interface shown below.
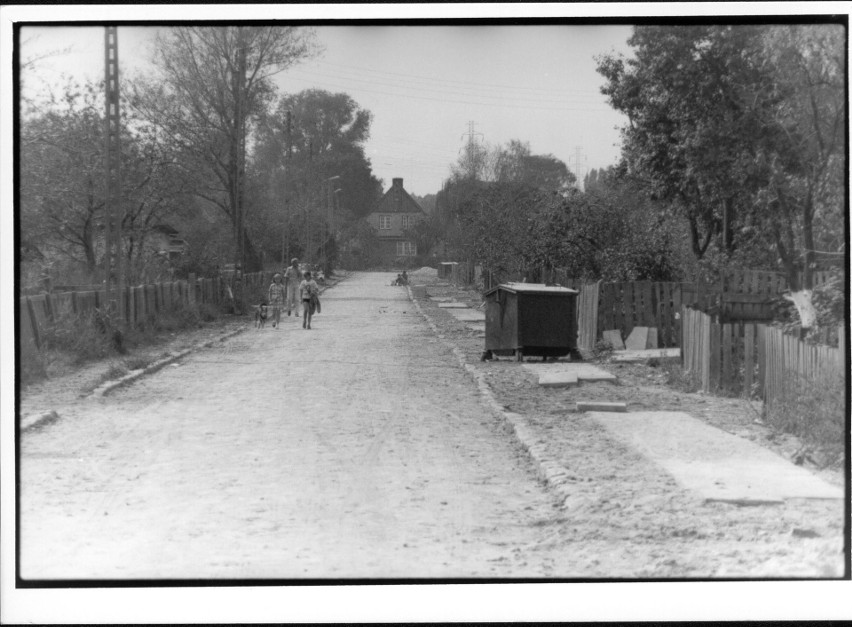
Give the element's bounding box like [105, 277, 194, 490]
[284, 258, 301, 317]
[267, 273, 286, 328]
[299, 271, 319, 330]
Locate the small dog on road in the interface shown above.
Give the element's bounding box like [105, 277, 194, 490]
[255, 303, 269, 329]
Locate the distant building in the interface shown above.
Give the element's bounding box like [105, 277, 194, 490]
[365, 178, 426, 263]
[150, 224, 188, 262]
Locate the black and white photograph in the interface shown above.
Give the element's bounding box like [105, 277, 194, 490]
[2, 2, 850, 623]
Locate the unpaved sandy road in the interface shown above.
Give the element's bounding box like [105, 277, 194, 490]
[20, 272, 566, 580]
[18, 271, 846, 581]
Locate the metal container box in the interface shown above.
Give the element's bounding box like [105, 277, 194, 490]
[483, 283, 579, 361]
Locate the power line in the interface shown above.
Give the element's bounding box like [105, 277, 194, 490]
[282, 69, 613, 113]
[300, 63, 605, 106]
[313, 59, 604, 98]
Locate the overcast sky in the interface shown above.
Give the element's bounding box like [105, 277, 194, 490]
[19, 23, 633, 196]
[6, 4, 850, 624]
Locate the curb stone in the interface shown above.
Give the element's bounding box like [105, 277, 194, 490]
[407, 284, 577, 508]
[90, 326, 248, 399]
[21, 325, 249, 433]
[20, 276, 350, 433]
[20, 410, 60, 433]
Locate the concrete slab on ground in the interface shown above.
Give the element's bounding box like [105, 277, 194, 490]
[429, 296, 454, 302]
[625, 327, 650, 350]
[466, 322, 485, 333]
[438, 302, 469, 309]
[577, 401, 626, 412]
[589, 411, 844, 503]
[523, 362, 618, 385]
[611, 348, 681, 363]
[447, 309, 486, 322]
[538, 371, 579, 388]
[602, 330, 625, 350]
[647, 328, 658, 349]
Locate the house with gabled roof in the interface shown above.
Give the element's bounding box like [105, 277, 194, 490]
[365, 178, 427, 263]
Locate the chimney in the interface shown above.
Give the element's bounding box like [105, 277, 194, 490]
[392, 178, 403, 188]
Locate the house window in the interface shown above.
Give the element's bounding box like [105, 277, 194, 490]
[396, 241, 417, 256]
[379, 215, 391, 230]
[401, 215, 411, 229]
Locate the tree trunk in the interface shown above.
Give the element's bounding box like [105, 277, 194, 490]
[722, 196, 735, 255]
[83, 218, 97, 275]
[688, 214, 714, 259]
[242, 229, 263, 272]
[801, 197, 815, 291]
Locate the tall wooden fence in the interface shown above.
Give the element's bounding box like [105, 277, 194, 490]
[762, 324, 845, 408]
[681, 270, 788, 321]
[555, 269, 816, 350]
[680, 306, 845, 403]
[597, 281, 682, 347]
[19, 272, 228, 353]
[576, 281, 599, 352]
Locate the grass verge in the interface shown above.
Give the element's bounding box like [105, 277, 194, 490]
[764, 371, 846, 469]
[21, 301, 224, 388]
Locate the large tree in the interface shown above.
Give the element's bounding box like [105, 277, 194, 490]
[597, 25, 771, 261]
[20, 79, 191, 284]
[493, 140, 576, 192]
[20, 83, 106, 275]
[456, 182, 546, 281]
[129, 26, 319, 271]
[750, 25, 845, 313]
[250, 89, 382, 265]
[597, 24, 845, 328]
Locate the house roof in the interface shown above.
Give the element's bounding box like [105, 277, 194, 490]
[371, 178, 425, 215]
[485, 282, 579, 296]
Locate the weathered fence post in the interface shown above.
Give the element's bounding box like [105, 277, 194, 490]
[708, 321, 721, 392]
[128, 285, 135, 328]
[756, 324, 766, 399]
[721, 323, 733, 388]
[43, 293, 55, 322]
[25, 297, 42, 349]
[744, 324, 755, 397]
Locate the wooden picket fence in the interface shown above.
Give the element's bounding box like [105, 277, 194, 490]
[555, 268, 819, 350]
[19, 272, 229, 353]
[762, 324, 846, 408]
[597, 281, 682, 348]
[576, 281, 599, 352]
[483, 267, 841, 352]
[680, 306, 846, 403]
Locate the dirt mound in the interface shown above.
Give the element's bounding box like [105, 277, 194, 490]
[410, 266, 438, 276]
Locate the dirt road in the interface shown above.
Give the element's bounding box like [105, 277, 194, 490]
[18, 271, 846, 580]
[20, 272, 565, 579]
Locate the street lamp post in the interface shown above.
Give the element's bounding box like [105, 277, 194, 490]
[324, 176, 340, 269]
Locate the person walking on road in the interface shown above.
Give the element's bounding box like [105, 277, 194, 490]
[284, 258, 301, 317]
[267, 273, 286, 328]
[299, 271, 319, 330]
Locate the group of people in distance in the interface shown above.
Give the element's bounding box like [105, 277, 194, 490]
[267, 258, 320, 330]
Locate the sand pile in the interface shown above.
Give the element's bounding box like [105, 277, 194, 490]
[410, 266, 438, 276]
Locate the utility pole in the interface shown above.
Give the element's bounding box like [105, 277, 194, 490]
[238, 40, 247, 280]
[230, 29, 247, 312]
[282, 109, 292, 268]
[460, 121, 484, 181]
[324, 175, 340, 272]
[103, 26, 124, 323]
[305, 139, 313, 262]
[569, 145, 587, 189]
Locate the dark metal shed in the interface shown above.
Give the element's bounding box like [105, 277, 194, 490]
[483, 283, 579, 361]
